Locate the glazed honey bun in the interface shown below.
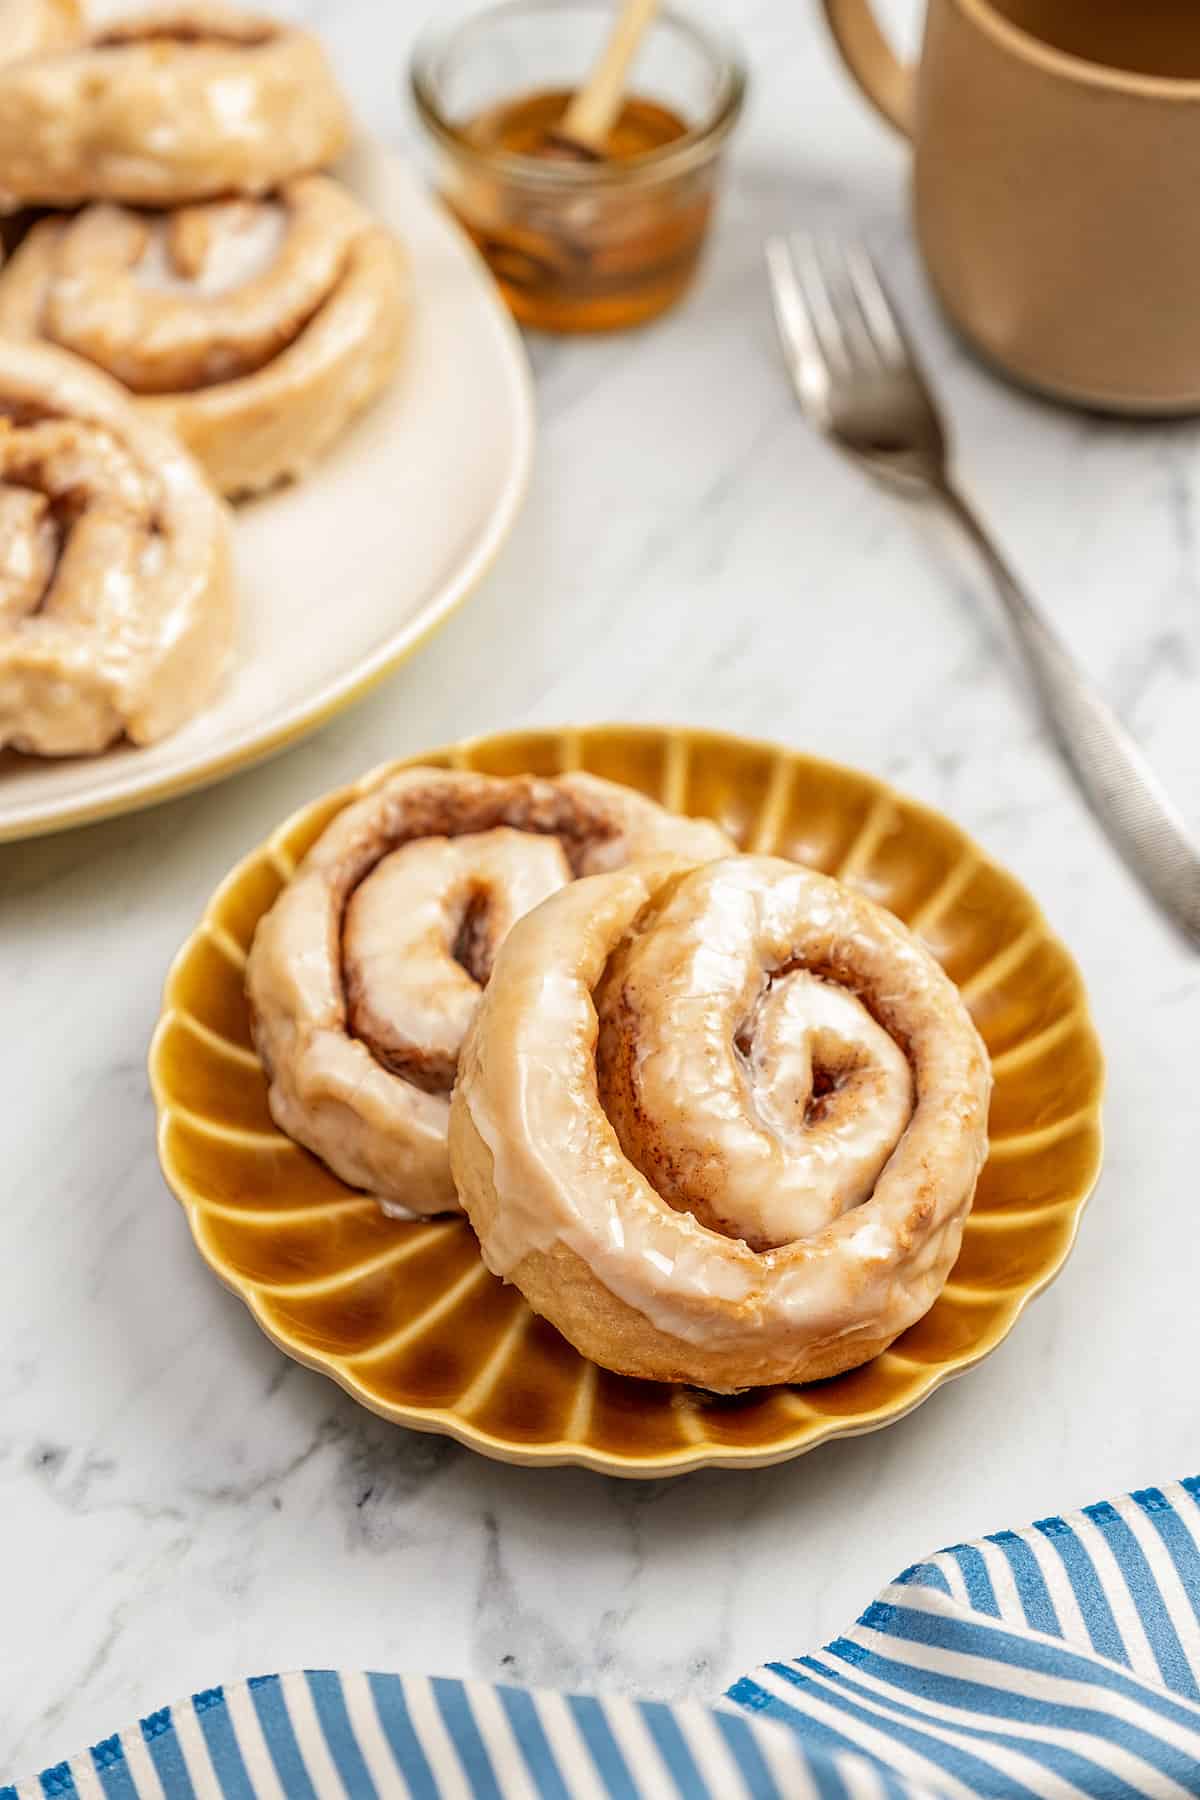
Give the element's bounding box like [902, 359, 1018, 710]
[246, 769, 734, 1218]
[0, 337, 233, 757]
[0, 176, 408, 497]
[450, 855, 993, 1392]
[0, 3, 350, 210]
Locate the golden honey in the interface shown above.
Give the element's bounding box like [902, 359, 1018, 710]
[448, 88, 715, 332]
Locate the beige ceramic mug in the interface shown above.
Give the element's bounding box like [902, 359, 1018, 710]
[822, 0, 1200, 412]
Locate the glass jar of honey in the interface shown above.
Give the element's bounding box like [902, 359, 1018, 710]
[410, 1, 746, 332]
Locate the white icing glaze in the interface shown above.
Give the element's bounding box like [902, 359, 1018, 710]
[0, 340, 232, 755]
[4, 179, 362, 396]
[343, 829, 571, 1086]
[0, 487, 57, 625]
[599, 868, 914, 1248]
[136, 201, 286, 296]
[246, 772, 734, 1216]
[455, 857, 992, 1357]
[0, 8, 350, 211]
[0, 169, 406, 496]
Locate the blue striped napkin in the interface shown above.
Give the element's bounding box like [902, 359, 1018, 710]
[8, 1477, 1200, 1798]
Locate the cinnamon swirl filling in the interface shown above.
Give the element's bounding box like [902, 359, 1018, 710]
[246, 769, 733, 1216]
[451, 855, 992, 1390]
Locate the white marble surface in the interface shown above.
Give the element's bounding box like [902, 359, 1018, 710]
[3, 0, 1200, 1778]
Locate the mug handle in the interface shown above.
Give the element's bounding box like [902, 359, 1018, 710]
[820, 0, 915, 136]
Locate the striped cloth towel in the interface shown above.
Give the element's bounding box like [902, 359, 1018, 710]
[8, 1477, 1200, 1799]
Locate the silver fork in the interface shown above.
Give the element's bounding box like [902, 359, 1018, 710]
[766, 233, 1200, 948]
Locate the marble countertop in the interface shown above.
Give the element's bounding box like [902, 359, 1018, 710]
[3, 0, 1199, 1777]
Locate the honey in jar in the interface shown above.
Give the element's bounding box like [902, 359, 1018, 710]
[448, 88, 717, 332]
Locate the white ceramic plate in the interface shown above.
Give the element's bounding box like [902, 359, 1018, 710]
[0, 143, 535, 843]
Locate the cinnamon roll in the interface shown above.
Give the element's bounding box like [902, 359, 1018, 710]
[0, 175, 407, 496]
[246, 769, 733, 1218]
[450, 856, 992, 1391]
[0, 337, 233, 756]
[0, 4, 349, 210]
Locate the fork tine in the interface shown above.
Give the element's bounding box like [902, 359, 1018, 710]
[789, 234, 851, 374]
[844, 241, 907, 367]
[765, 235, 830, 402]
[816, 236, 884, 373]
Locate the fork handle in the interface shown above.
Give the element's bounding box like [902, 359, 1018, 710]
[939, 479, 1200, 945]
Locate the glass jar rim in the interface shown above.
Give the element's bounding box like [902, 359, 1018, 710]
[409, 0, 747, 189]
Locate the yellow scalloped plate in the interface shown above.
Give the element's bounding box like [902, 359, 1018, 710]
[150, 725, 1104, 1476]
